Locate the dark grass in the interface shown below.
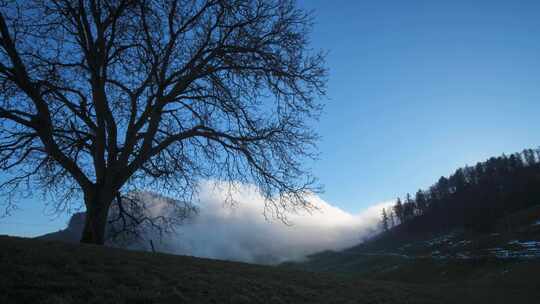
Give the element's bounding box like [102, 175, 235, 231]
[0, 236, 538, 304]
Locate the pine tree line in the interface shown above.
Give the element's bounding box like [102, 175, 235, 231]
[380, 148, 540, 233]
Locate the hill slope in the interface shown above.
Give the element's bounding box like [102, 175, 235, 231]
[0, 236, 538, 304]
[286, 149, 540, 288]
[286, 205, 540, 289]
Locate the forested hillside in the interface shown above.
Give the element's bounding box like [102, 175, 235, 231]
[287, 148, 540, 280]
[381, 148, 540, 234]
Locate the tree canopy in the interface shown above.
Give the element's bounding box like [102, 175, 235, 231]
[0, 0, 327, 244]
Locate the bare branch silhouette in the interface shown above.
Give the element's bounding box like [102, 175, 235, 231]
[0, 0, 326, 244]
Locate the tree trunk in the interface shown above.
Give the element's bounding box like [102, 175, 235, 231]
[80, 192, 112, 245]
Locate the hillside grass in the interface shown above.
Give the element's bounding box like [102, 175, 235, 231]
[0, 236, 538, 304]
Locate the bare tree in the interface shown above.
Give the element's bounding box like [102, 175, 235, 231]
[0, 0, 326, 244]
[107, 191, 197, 247]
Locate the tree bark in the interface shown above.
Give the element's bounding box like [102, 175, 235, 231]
[80, 192, 112, 245]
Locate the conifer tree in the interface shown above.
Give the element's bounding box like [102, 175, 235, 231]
[381, 208, 389, 232]
[393, 198, 404, 224]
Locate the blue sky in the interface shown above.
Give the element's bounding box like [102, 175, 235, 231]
[300, 0, 540, 212]
[2, 0, 540, 236]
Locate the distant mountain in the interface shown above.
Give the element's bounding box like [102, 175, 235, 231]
[35, 191, 194, 247]
[36, 212, 86, 243]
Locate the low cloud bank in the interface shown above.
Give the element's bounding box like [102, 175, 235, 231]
[141, 182, 391, 264]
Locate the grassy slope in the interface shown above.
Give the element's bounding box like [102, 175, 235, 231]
[0, 236, 538, 304]
[286, 249, 540, 287]
[280, 207, 540, 304]
[288, 205, 540, 282]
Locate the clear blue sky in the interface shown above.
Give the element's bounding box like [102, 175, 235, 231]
[300, 0, 540, 212]
[2, 0, 540, 236]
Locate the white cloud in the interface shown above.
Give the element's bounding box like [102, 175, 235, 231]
[137, 182, 393, 264]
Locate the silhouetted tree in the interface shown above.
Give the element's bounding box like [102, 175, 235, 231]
[393, 198, 404, 224]
[415, 190, 427, 215]
[523, 149, 537, 166]
[0, 0, 327, 244]
[381, 207, 389, 232]
[384, 147, 540, 234]
[403, 193, 415, 221]
[449, 168, 467, 193]
[508, 153, 524, 171]
[389, 210, 396, 228]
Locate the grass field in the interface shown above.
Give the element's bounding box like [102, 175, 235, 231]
[1, 236, 539, 303]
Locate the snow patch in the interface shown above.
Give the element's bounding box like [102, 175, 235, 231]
[488, 240, 540, 259]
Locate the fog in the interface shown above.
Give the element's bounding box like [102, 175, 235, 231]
[136, 182, 392, 264]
